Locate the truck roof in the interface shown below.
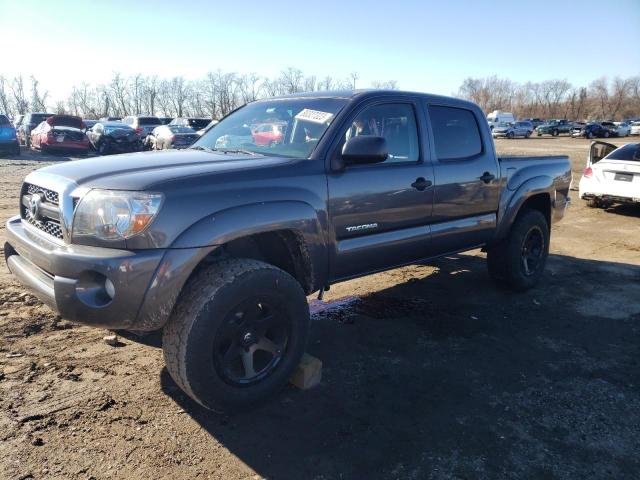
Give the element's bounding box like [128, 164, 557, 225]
[261, 89, 480, 110]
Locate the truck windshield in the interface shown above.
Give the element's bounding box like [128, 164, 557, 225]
[194, 97, 348, 158]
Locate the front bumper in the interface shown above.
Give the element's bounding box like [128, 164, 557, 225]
[4, 215, 167, 330]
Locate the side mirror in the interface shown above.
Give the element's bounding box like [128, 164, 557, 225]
[341, 135, 388, 165]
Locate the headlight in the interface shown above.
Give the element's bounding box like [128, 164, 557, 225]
[72, 190, 163, 241]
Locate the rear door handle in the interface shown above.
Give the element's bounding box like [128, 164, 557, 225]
[480, 172, 495, 184]
[411, 177, 432, 191]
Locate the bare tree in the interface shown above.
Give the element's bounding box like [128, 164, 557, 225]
[110, 73, 130, 116]
[0, 76, 12, 118]
[167, 77, 190, 117]
[280, 67, 304, 94]
[371, 80, 398, 90]
[349, 72, 359, 89]
[10, 76, 29, 115]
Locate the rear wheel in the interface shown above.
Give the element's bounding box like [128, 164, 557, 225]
[525, 131, 531, 139]
[487, 209, 549, 291]
[162, 258, 310, 412]
[552, 129, 559, 137]
[603, 131, 610, 138]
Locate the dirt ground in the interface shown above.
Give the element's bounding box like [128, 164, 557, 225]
[1, 137, 639, 479]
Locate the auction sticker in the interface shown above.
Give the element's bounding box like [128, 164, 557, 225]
[295, 109, 334, 124]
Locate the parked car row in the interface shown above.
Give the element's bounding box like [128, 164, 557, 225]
[487, 109, 638, 140]
[4, 113, 217, 156]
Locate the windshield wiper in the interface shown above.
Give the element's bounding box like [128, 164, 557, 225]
[189, 145, 218, 153]
[189, 145, 261, 156]
[218, 148, 261, 156]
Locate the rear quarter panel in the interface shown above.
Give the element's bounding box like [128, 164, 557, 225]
[493, 156, 572, 242]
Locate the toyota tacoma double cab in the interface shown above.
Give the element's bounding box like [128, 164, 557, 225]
[4, 90, 571, 412]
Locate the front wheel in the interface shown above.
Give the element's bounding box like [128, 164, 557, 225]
[487, 209, 550, 291]
[507, 132, 515, 139]
[162, 258, 310, 412]
[552, 129, 559, 137]
[603, 131, 610, 138]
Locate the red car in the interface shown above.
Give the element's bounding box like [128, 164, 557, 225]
[251, 123, 285, 146]
[30, 115, 90, 154]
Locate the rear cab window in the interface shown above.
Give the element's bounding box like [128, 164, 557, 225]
[428, 105, 482, 161]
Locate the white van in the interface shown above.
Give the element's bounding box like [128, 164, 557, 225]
[487, 110, 515, 130]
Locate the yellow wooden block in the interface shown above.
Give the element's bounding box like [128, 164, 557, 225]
[289, 353, 322, 390]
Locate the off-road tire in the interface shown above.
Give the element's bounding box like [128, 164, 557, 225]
[486, 209, 550, 291]
[162, 258, 310, 412]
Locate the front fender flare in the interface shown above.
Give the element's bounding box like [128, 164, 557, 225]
[171, 200, 327, 288]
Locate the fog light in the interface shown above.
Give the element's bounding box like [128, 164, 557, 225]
[75, 271, 114, 307]
[105, 278, 115, 299]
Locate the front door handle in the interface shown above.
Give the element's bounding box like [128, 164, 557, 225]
[480, 172, 495, 184]
[411, 177, 432, 191]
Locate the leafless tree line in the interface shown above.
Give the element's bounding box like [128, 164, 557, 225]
[457, 75, 640, 120]
[0, 68, 398, 120]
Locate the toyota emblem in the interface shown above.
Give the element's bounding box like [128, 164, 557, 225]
[29, 193, 43, 220]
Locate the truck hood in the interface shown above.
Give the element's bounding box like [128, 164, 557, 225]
[34, 149, 297, 190]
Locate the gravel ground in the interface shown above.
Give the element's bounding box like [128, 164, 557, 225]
[0, 137, 639, 479]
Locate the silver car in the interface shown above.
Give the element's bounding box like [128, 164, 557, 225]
[492, 121, 534, 139]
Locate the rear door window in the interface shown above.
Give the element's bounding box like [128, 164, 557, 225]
[0, 115, 10, 126]
[428, 105, 482, 161]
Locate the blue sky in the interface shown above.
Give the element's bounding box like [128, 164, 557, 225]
[1, 0, 639, 101]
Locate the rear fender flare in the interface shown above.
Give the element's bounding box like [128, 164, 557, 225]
[493, 175, 553, 242]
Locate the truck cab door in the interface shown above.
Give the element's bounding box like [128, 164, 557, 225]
[426, 104, 500, 255]
[327, 99, 434, 281]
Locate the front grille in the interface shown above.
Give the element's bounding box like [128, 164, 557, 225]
[26, 183, 59, 205]
[23, 207, 63, 239]
[21, 182, 64, 240]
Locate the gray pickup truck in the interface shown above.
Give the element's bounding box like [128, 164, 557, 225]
[4, 90, 571, 411]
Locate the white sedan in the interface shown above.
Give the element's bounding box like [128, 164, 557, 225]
[613, 122, 631, 137]
[630, 121, 640, 136]
[579, 141, 640, 208]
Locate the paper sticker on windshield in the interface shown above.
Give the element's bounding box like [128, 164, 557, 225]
[295, 109, 334, 124]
